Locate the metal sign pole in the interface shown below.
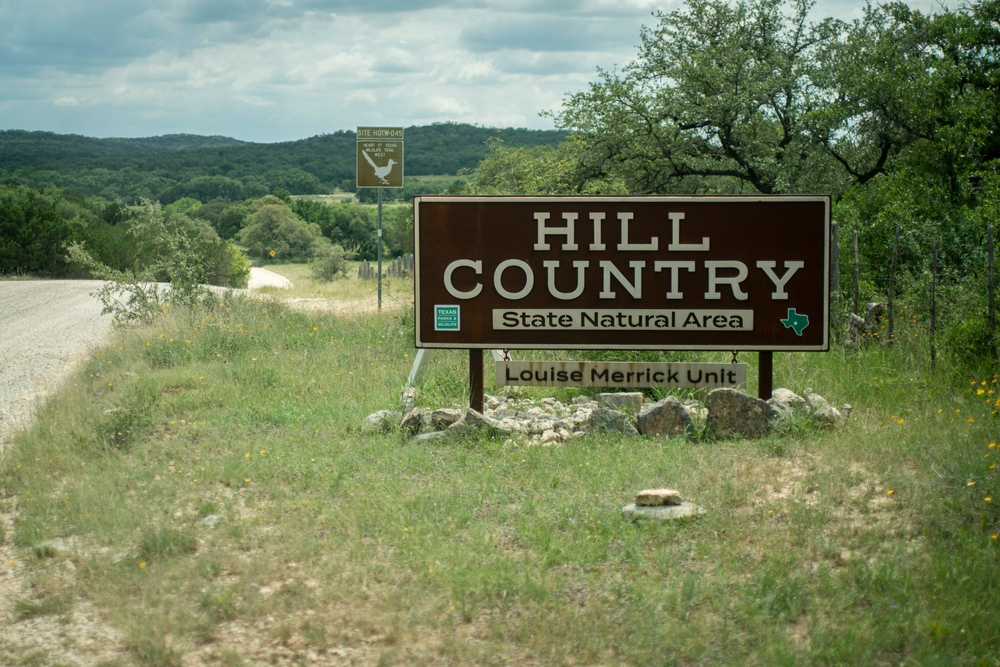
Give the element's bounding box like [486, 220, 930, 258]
[377, 188, 383, 311]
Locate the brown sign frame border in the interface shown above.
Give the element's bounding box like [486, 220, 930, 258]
[414, 195, 831, 352]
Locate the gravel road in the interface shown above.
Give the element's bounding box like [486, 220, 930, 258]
[0, 280, 114, 450]
[0, 269, 294, 450]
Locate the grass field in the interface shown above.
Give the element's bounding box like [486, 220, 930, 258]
[1, 271, 998, 666]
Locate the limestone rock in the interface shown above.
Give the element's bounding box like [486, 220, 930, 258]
[399, 387, 417, 414]
[637, 396, 693, 438]
[362, 410, 401, 433]
[411, 431, 447, 443]
[705, 388, 781, 438]
[635, 488, 683, 506]
[840, 403, 852, 419]
[430, 408, 462, 430]
[464, 409, 509, 431]
[448, 420, 472, 435]
[805, 393, 829, 410]
[622, 502, 705, 520]
[400, 408, 425, 435]
[539, 429, 560, 444]
[810, 404, 843, 426]
[597, 392, 643, 414]
[865, 302, 884, 327]
[587, 407, 639, 436]
[771, 388, 807, 410]
[766, 398, 794, 422]
[494, 417, 524, 432]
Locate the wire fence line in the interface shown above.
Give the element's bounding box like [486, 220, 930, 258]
[832, 222, 998, 370]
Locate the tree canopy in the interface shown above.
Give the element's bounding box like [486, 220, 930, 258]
[550, 0, 1000, 203]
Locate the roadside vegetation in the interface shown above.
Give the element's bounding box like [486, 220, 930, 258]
[1, 267, 998, 665]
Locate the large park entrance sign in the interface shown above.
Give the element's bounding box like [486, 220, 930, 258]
[412, 196, 830, 408]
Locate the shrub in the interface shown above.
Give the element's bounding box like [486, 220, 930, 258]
[66, 201, 216, 323]
[310, 243, 355, 282]
[237, 196, 324, 261]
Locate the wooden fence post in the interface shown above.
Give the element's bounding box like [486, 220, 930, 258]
[888, 225, 901, 343]
[853, 230, 860, 317]
[990, 225, 996, 360]
[931, 239, 937, 373]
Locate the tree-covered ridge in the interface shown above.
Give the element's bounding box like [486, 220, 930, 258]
[0, 123, 566, 203]
[0, 131, 248, 167]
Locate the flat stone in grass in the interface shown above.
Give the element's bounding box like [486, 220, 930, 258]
[622, 502, 705, 520]
[705, 387, 782, 438]
[637, 396, 692, 438]
[635, 488, 683, 506]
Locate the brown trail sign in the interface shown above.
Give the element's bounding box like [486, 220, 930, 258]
[357, 126, 404, 311]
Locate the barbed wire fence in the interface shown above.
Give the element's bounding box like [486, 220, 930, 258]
[832, 222, 998, 371]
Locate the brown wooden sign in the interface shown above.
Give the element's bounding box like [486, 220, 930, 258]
[414, 196, 830, 351]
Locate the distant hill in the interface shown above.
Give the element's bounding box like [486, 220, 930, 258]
[0, 123, 566, 203]
[0, 131, 248, 169]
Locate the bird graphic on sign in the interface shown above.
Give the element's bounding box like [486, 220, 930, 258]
[362, 150, 397, 185]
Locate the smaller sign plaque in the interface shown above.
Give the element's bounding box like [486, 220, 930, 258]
[497, 361, 747, 389]
[357, 126, 404, 188]
[434, 305, 460, 331]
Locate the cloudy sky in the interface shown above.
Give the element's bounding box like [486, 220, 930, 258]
[1, 0, 941, 143]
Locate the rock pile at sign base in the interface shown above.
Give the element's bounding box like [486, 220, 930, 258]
[364, 386, 848, 443]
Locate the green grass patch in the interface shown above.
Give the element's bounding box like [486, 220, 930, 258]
[1, 296, 998, 665]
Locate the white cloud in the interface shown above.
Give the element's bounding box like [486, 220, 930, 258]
[0, 0, 945, 142]
[345, 90, 377, 105]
